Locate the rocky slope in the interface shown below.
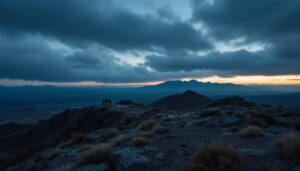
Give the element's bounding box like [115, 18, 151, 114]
[0, 91, 300, 171]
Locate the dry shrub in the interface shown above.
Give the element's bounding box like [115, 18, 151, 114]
[254, 114, 277, 125]
[111, 133, 130, 146]
[182, 144, 246, 171]
[152, 125, 171, 134]
[240, 126, 265, 138]
[293, 118, 300, 130]
[137, 119, 157, 132]
[275, 133, 300, 161]
[76, 143, 113, 167]
[129, 137, 149, 147]
[249, 117, 267, 127]
[139, 131, 152, 139]
[58, 133, 85, 149]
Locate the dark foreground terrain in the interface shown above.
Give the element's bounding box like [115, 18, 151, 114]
[0, 90, 300, 171]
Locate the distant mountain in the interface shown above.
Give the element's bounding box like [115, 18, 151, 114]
[150, 90, 212, 111]
[138, 80, 260, 96]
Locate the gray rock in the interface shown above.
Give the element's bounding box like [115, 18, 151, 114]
[46, 148, 80, 170]
[76, 163, 109, 171]
[113, 147, 152, 171]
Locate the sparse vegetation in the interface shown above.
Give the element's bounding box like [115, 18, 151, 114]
[137, 118, 158, 132]
[153, 125, 171, 133]
[240, 126, 265, 138]
[58, 133, 85, 149]
[182, 144, 246, 171]
[275, 133, 300, 161]
[249, 117, 267, 127]
[254, 114, 277, 125]
[76, 143, 113, 167]
[130, 136, 149, 147]
[111, 133, 130, 146]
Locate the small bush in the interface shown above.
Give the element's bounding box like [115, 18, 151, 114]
[275, 133, 300, 161]
[182, 144, 246, 171]
[139, 131, 152, 139]
[293, 118, 300, 130]
[111, 133, 130, 146]
[249, 117, 267, 127]
[58, 134, 85, 149]
[137, 119, 157, 132]
[152, 125, 171, 134]
[130, 137, 148, 147]
[254, 114, 277, 125]
[240, 126, 265, 138]
[76, 143, 113, 166]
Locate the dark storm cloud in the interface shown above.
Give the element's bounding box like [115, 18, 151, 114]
[192, 0, 300, 60]
[144, 0, 300, 77]
[192, 0, 300, 41]
[0, 33, 157, 83]
[145, 49, 300, 76]
[0, 0, 300, 83]
[0, 0, 210, 51]
[0, 33, 215, 83]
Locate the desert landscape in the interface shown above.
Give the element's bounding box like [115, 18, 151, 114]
[1, 90, 299, 171]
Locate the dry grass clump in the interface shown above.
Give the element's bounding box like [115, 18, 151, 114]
[153, 125, 171, 134]
[182, 144, 246, 171]
[76, 143, 113, 167]
[100, 128, 119, 142]
[249, 117, 267, 127]
[129, 137, 149, 147]
[111, 133, 131, 146]
[240, 126, 265, 138]
[137, 118, 158, 132]
[58, 133, 85, 149]
[293, 118, 300, 130]
[275, 133, 300, 161]
[254, 114, 277, 125]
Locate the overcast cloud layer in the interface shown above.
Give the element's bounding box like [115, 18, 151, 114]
[0, 0, 299, 83]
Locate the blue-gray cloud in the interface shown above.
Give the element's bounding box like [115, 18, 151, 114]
[0, 0, 300, 83]
[0, 0, 210, 51]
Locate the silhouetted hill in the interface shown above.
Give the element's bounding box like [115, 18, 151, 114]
[150, 90, 212, 111]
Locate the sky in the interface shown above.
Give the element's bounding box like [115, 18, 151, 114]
[0, 0, 300, 86]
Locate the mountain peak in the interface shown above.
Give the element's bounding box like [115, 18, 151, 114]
[182, 90, 199, 96]
[150, 90, 212, 111]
